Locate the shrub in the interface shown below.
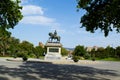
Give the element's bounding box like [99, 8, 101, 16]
[22, 55, 28, 61]
[79, 57, 85, 60]
[84, 53, 90, 59]
[92, 58, 95, 61]
[72, 56, 79, 62]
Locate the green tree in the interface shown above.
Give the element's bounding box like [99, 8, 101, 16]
[0, 0, 23, 29]
[0, 28, 11, 56]
[90, 48, 96, 60]
[61, 47, 68, 56]
[74, 45, 86, 56]
[18, 41, 34, 57]
[34, 46, 44, 58]
[8, 37, 20, 57]
[77, 0, 120, 36]
[0, 0, 22, 56]
[95, 47, 105, 59]
[115, 46, 120, 58]
[105, 46, 115, 58]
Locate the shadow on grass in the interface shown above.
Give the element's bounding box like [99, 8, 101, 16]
[0, 61, 119, 80]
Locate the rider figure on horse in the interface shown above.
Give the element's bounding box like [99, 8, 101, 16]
[48, 30, 60, 43]
[54, 30, 57, 37]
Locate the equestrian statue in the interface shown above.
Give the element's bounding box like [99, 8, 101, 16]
[48, 30, 60, 43]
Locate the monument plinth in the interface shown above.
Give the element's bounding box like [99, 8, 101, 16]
[44, 30, 62, 60]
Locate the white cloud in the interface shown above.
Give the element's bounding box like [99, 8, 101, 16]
[20, 2, 65, 33]
[21, 15, 65, 33]
[21, 16, 56, 25]
[22, 5, 44, 15]
[20, 5, 57, 26]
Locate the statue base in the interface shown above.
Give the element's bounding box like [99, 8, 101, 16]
[44, 53, 61, 60]
[44, 42, 62, 60]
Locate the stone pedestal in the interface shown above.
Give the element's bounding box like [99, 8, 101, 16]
[44, 42, 62, 60]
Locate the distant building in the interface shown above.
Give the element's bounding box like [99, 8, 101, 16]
[86, 46, 99, 52]
[86, 47, 93, 52]
[93, 46, 98, 51]
[39, 42, 44, 48]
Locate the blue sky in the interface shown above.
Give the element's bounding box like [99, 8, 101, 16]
[9, 0, 120, 48]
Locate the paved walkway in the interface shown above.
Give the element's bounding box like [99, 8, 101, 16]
[0, 58, 120, 80]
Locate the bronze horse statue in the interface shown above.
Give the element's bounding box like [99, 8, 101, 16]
[48, 31, 60, 42]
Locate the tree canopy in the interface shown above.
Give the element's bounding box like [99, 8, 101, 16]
[0, 0, 23, 29]
[0, 0, 23, 56]
[77, 0, 120, 36]
[74, 45, 86, 56]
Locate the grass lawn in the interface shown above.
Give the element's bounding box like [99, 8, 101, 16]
[99, 57, 120, 61]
